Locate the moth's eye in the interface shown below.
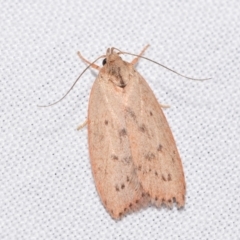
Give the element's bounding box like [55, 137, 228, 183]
[102, 58, 107, 66]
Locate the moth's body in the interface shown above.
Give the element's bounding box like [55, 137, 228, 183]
[87, 47, 186, 219]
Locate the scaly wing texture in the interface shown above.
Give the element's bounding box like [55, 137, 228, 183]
[124, 70, 186, 207]
[88, 76, 148, 219]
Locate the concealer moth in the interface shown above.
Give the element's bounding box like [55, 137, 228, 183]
[78, 46, 186, 219]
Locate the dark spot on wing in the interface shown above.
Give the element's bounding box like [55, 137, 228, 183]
[135, 199, 139, 204]
[155, 171, 158, 176]
[122, 156, 132, 164]
[145, 152, 156, 161]
[155, 196, 158, 201]
[126, 107, 136, 120]
[119, 128, 127, 137]
[143, 169, 148, 174]
[138, 165, 142, 171]
[129, 203, 133, 208]
[150, 111, 153, 116]
[104, 120, 108, 125]
[115, 185, 120, 191]
[111, 154, 118, 161]
[172, 157, 175, 163]
[126, 176, 130, 182]
[168, 173, 172, 181]
[162, 175, 166, 181]
[157, 144, 163, 151]
[121, 184, 125, 189]
[139, 124, 147, 133]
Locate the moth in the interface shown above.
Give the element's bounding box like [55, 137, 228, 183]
[77, 46, 186, 219]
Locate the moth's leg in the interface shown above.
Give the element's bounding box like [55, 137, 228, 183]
[160, 104, 170, 109]
[131, 45, 150, 66]
[77, 119, 88, 130]
[77, 52, 100, 70]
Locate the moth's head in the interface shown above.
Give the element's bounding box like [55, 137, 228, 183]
[102, 48, 123, 67]
[101, 48, 129, 88]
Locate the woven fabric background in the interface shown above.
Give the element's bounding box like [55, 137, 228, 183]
[1, 1, 239, 239]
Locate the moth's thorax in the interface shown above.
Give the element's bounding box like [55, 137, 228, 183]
[101, 50, 133, 88]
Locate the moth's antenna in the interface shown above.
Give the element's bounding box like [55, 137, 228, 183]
[119, 50, 210, 81]
[38, 55, 105, 107]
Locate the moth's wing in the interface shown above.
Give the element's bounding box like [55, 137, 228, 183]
[125, 72, 186, 207]
[88, 77, 148, 219]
